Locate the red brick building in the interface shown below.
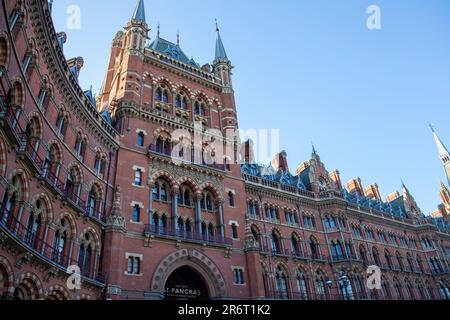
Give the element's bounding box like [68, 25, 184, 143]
[0, 0, 448, 300]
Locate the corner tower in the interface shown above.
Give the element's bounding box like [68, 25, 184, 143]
[213, 21, 238, 131]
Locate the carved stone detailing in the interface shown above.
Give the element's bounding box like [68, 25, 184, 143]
[150, 249, 227, 298]
[15, 252, 34, 269]
[243, 221, 258, 252]
[106, 185, 126, 230]
[43, 267, 59, 282]
[0, 231, 8, 246]
[148, 157, 225, 201]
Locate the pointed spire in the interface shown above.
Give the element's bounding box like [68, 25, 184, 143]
[312, 142, 318, 156]
[132, 0, 146, 22]
[157, 22, 160, 38]
[429, 124, 450, 161]
[214, 19, 228, 61]
[177, 30, 180, 46]
[48, 0, 54, 13]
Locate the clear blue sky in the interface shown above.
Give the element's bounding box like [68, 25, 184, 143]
[51, 0, 450, 215]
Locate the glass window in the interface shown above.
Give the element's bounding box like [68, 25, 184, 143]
[132, 205, 140, 222]
[231, 224, 238, 239]
[134, 169, 142, 186]
[137, 132, 145, 147]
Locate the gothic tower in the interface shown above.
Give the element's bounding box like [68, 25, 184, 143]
[213, 22, 238, 131]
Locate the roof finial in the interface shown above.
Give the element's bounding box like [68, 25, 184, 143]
[215, 18, 219, 32]
[157, 22, 160, 38]
[177, 30, 180, 46]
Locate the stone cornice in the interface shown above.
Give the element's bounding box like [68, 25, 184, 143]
[30, 2, 119, 151]
[245, 181, 450, 238]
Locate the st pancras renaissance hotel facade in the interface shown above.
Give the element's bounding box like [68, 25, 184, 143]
[0, 0, 448, 301]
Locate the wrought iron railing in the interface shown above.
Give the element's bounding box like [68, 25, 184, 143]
[0, 205, 105, 284]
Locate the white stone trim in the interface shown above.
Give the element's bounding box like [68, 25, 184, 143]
[136, 128, 148, 136]
[133, 165, 146, 172]
[126, 253, 143, 260]
[130, 201, 144, 209]
[228, 220, 240, 227]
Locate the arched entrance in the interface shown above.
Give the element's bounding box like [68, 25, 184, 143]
[150, 249, 228, 300]
[164, 266, 209, 300]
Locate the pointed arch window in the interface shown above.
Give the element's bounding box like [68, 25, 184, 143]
[53, 229, 67, 264]
[153, 180, 170, 202]
[175, 94, 188, 110]
[74, 135, 87, 162]
[55, 112, 68, 138]
[393, 281, 402, 300]
[78, 233, 93, 277]
[275, 267, 288, 300]
[201, 191, 214, 211]
[270, 230, 282, 255]
[381, 281, 391, 300]
[385, 250, 393, 270]
[2, 179, 18, 225]
[194, 101, 206, 116]
[155, 87, 169, 103]
[291, 234, 300, 256]
[87, 188, 98, 217]
[296, 272, 309, 300]
[372, 248, 381, 266]
[25, 204, 42, 249]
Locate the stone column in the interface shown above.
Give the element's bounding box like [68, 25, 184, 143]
[195, 193, 202, 235]
[172, 90, 177, 115]
[151, 81, 157, 109]
[208, 103, 213, 128]
[218, 203, 225, 238]
[191, 97, 196, 122]
[171, 187, 179, 231]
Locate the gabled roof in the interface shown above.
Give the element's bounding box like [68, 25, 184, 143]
[148, 36, 199, 67]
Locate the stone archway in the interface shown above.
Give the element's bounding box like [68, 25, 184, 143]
[165, 266, 209, 300]
[150, 249, 227, 300]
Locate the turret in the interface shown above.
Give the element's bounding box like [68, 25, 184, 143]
[124, 0, 150, 52]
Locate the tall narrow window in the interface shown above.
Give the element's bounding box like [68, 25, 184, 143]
[22, 53, 32, 74]
[38, 88, 47, 110]
[228, 191, 235, 207]
[137, 132, 145, 147]
[134, 169, 142, 186]
[231, 224, 238, 239]
[132, 205, 140, 223]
